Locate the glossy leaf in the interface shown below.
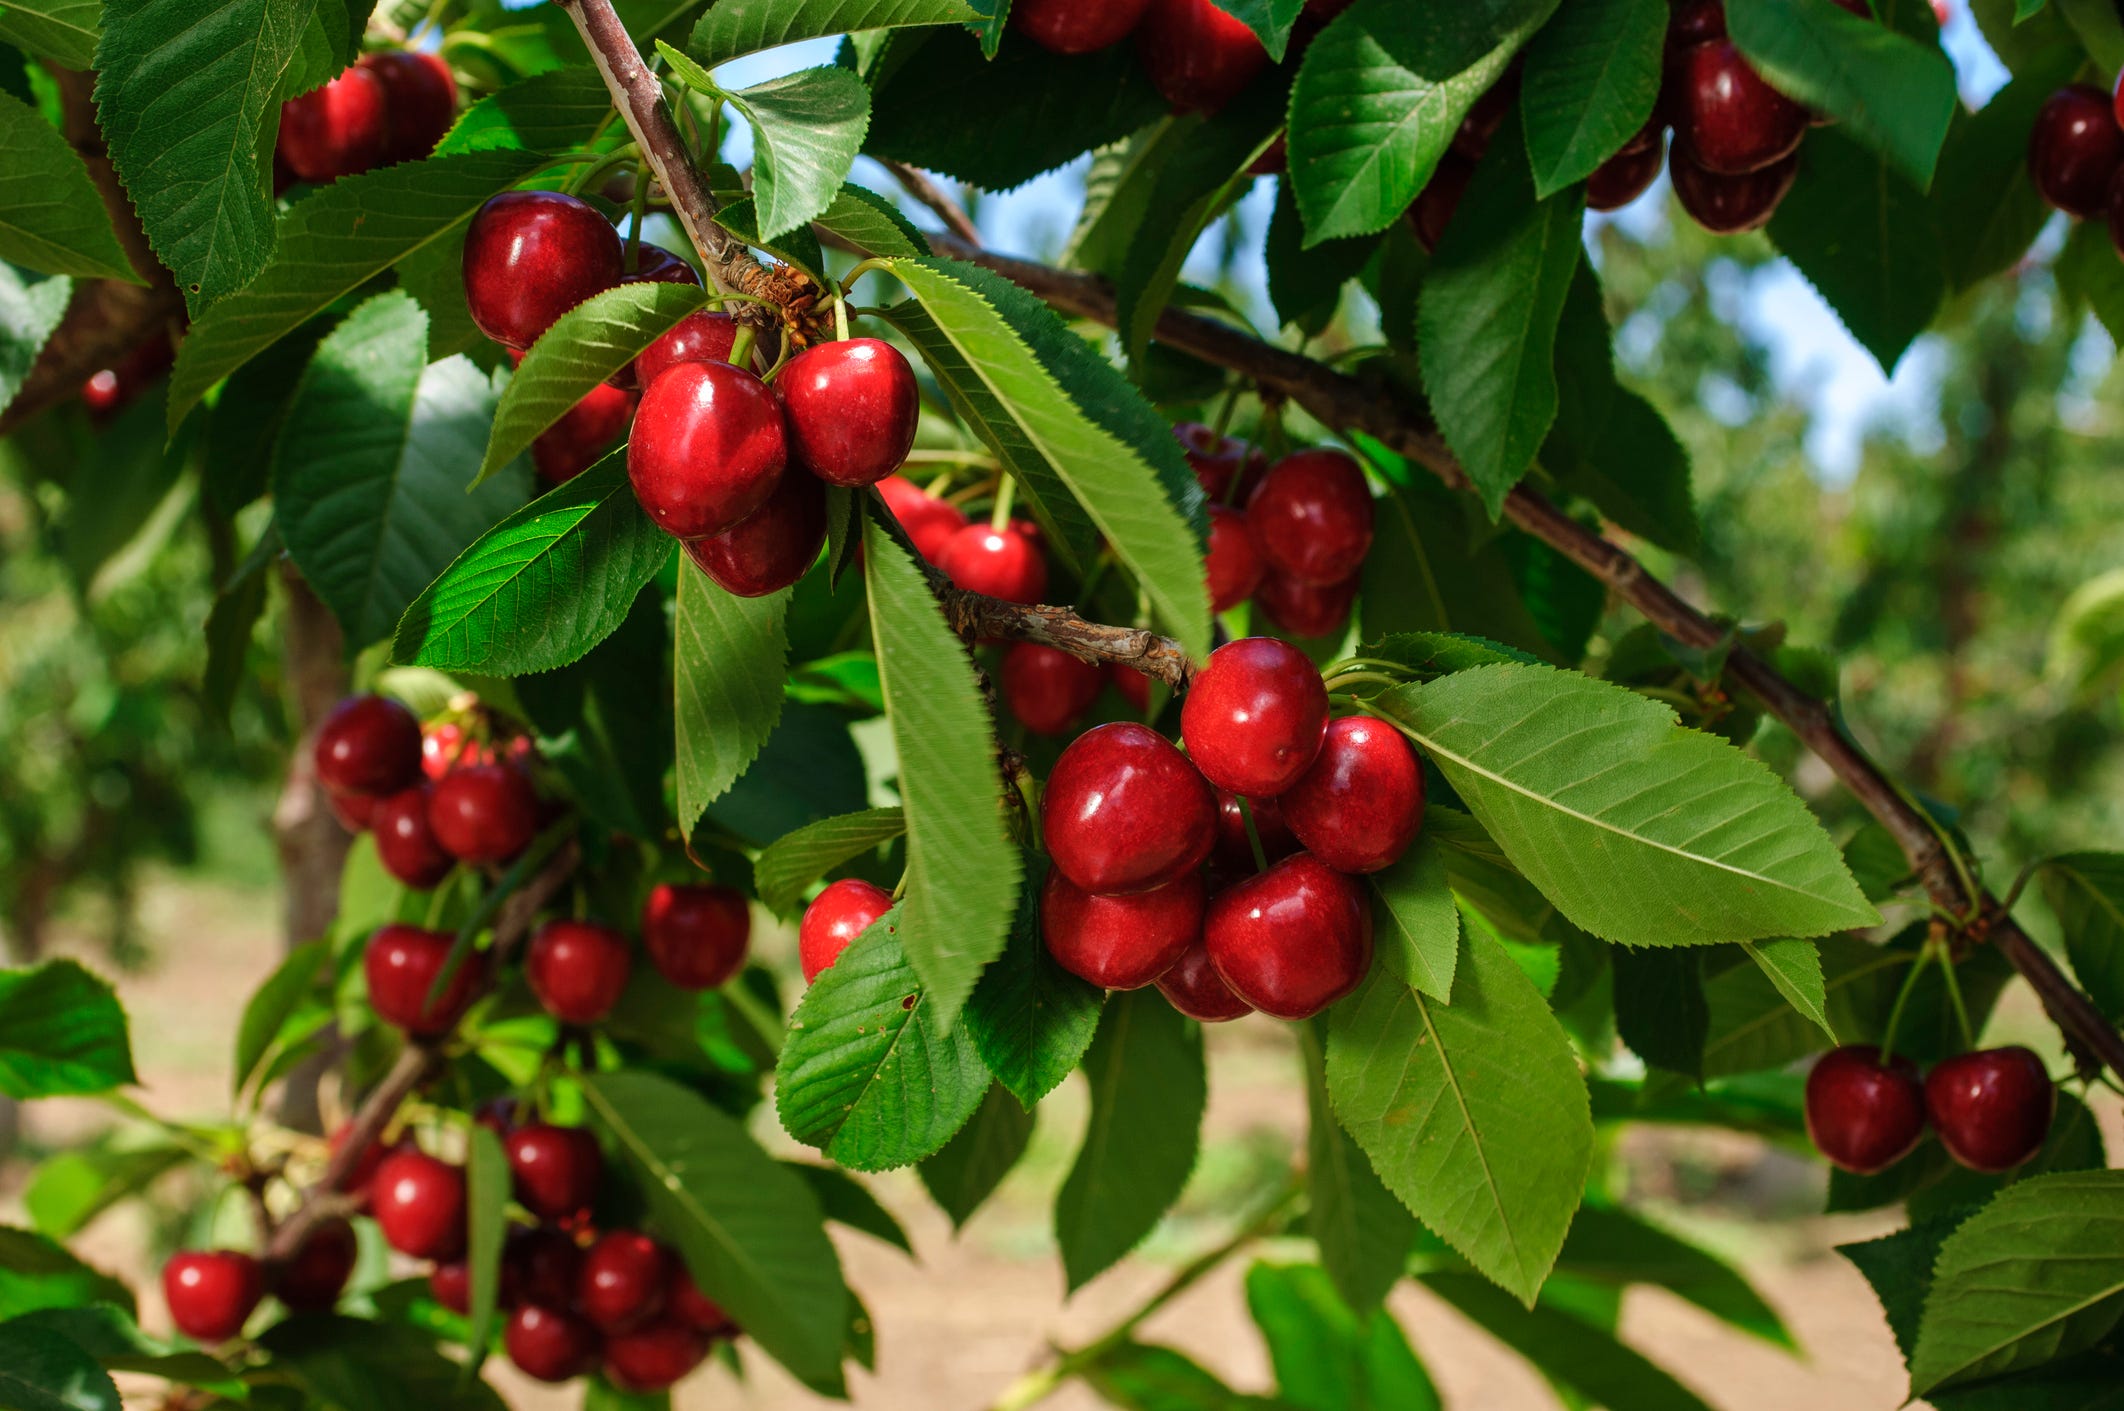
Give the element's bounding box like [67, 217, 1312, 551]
[964, 857, 1106, 1108]
[434, 66, 618, 157]
[725, 67, 871, 242]
[0, 1323, 120, 1411]
[1209, 0, 1305, 58]
[755, 807, 908, 915]
[0, 961, 137, 1100]
[690, 0, 991, 67]
[1302, 1023, 1415, 1313]
[673, 555, 790, 837]
[2040, 852, 2124, 1021]
[918, 1082, 1035, 1229]
[1518, 0, 1665, 197]
[1367, 837, 1458, 1000]
[0, 93, 136, 281]
[0, 266, 73, 418]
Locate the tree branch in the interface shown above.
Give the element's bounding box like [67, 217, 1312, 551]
[881, 159, 983, 249]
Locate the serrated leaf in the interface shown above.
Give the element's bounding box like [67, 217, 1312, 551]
[0, 1227, 133, 1319]
[1558, 1205, 1792, 1346]
[0, 961, 137, 1100]
[724, 66, 870, 241]
[232, 939, 327, 1102]
[434, 66, 619, 157]
[464, 1123, 509, 1356]
[1613, 945, 1707, 1080]
[674, 554, 789, 836]
[817, 182, 931, 259]
[1421, 1273, 1716, 1411]
[1359, 478, 1561, 662]
[0, 264, 72, 418]
[1700, 934, 1900, 1077]
[1327, 925, 1590, 1305]
[1302, 1023, 1416, 1313]
[755, 807, 908, 915]
[964, 857, 1105, 1108]
[1056, 988, 1205, 1292]
[1266, 178, 1378, 330]
[1741, 938, 1833, 1042]
[0, 1322, 120, 1411]
[260, 1316, 505, 1411]
[0, 93, 137, 282]
[1209, 0, 1305, 60]
[690, 0, 990, 67]
[1367, 836, 1458, 1000]
[0, 0, 100, 68]
[1519, 0, 1665, 197]
[918, 1082, 1035, 1228]
[1367, 663, 1880, 947]
[2040, 852, 2124, 1021]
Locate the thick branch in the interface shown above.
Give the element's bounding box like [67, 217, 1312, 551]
[941, 590, 1192, 686]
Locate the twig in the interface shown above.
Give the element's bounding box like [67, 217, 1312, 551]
[881, 158, 983, 248]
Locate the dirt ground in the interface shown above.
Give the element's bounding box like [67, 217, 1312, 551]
[11, 873, 2107, 1411]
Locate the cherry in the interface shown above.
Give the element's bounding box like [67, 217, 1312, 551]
[507, 1304, 601, 1383]
[1670, 40, 1807, 176]
[1204, 852, 1373, 1020]
[1587, 124, 1666, 212]
[1155, 940, 1254, 1022]
[1254, 568, 1358, 639]
[1180, 637, 1330, 798]
[1669, 0, 1725, 45]
[936, 521, 1049, 603]
[1407, 155, 1475, 253]
[666, 1263, 737, 1336]
[1246, 449, 1373, 586]
[1803, 1045, 1926, 1174]
[779, 338, 920, 488]
[329, 1120, 387, 1199]
[505, 1123, 603, 1222]
[1206, 504, 1265, 612]
[1014, 0, 1152, 53]
[326, 788, 380, 833]
[422, 721, 478, 780]
[373, 785, 455, 889]
[372, 1148, 468, 1260]
[314, 694, 423, 798]
[361, 50, 456, 165]
[427, 761, 538, 864]
[634, 310, 744, 390]
[2030, 85, 2124, 218]
[1172, 423, 1262, 502]
[799, 878, 894, 983]
[642, 883, 751, 989]
[578, 1231, 670, 1334]
[504, 1225, 583, 1308]
[1279, 717, 1424, 874]
[275, 1216, 357, 1312]
[1137, 0, 1269, 114]
[532, 380, 635, 486]
[1925, 1046, 2055, 1173]
[877, 474, 970, 562]
[1043, 868, 1203, 990]
[683, 466, 825, 597]
[604, 1317, 710, 1392]
[1043, 722, 1217, 895]
[1002, 643, 1107, 736]
[1111, 664, 1153, 714]
[427, 1261, 472, 1313]
[364, 923, 485, 1036]
[620, 242, 702, 287]
[279, 66, 389, 182]
[1213, 790, 1297, 871]
[81, 335, 174, 417]
[629, 359, 789, 540]
[164, 1251, 264, 1343]
[1669, 146, 1796, 233]
[526, 920, 633, 1026]
[463, 192, 624, 350]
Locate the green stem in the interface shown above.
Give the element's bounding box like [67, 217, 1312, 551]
[1319, 671, 1401, 694]
[719, 979, 785, 1057]
[1013, 769, 1043, 849]
[833, 293, 851, 343]
[989, 473, 1017, 532]
[1237, 796, 1268, 873]
[1210, 379, 1243, 439]
[726, 323, 757, 371]
[1936, 941, 1977, 1051]
[1877, 946, 1934, 1066]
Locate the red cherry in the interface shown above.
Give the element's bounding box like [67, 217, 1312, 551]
[533, 380, 635, 486]
[628, 360, 790, 540]
[372, 1148, 468, 1260]
[1246, 449, 1373, 587]
[427, 761, 538, 865]
[1042, 867, 1203, 990]
[1002, 643, 1107, 736]
[329, 1121, 387, 1199]
[1042, 722, 1217, 895]
[80, 335, 174, 416]
[578, 1231, 669, 1334]
[634, 310, 743, 389]
[373, 785, 455, 889]
[1213, 790, 1297, 872]
[1206, 504, 1265, 612]
[604, 1317, 710, 1392]
[876, 475, 970, 562]
[1180, 637, 1330, 798]
[276, 1217, 357, 1312]
[666, 1263, 737, 1336]
[507, 1304, 601, 1383]
[504, 1225, 584, 1308]
[361, 50, 456, 165]
[427, 1260, 472, 1313]
[2031, 85, 2124, 218]
[505, 1123, 603, 1222]
[1407, 155, 1475, 252]
[326, 787, 380, 833]
[1013, 0, 1152, 52]
[81, 368, 126, 414]
[1172, 423, 1262, 501]
[526, 920, 633, 1026]
[1204, 853, 1373, 1020]
[164, 1251, 264, 1343]
[1254, 568, 1358, 639]
[1669, 146, 1797, 233]
[799, 878, 894, 983]
[936, 521, 1049, 604]
[1587, 125, 1666, 212]
[1279, 717, 1424, 874]
[620, 242, 702, 287]
[1669, 0, 1726, 45]
[642, 883, 751, 990]
[1136, 0, 1268, 114]
[1803, 1045, 1926, 1174]
[364, 924, 485, 1036]
[1111, 663, 1152, 714]
[279, 66, 389, 182]
[1670, 40, 1807, 176]
[1155, 940, 1253, 1022]
[422, 721, 479, 780]
[778, 338, 920, 488]
[682, 466, 825, 597]
[1925, 1046, 2055, 1173]
[462, 192, 624, 351]
[314, 694, 423, 797]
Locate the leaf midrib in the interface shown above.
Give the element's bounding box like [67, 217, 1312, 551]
[1411, 982, 1529, 1287]
[1918, 1266, 2124, 1391]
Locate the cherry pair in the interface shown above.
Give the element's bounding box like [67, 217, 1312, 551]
[1012, 0, 1268, 115]
[1804, 1042, 2055, 1175]
[278, 49, 456, 185]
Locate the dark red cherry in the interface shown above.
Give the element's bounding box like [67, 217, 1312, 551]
[1206, 504, 1265, 611]
[620, 241, 702, 287]
[1925, 1046, 2055, 1173]
[506, 1123, 603, 1222]
[371, 1148, 468, 1260]
[1213, 790, 1298, 871]
[1014, 0, 1152, 52]
[604, 1317, 710, 1392]
[463, 192, 624, 350]
[503, 1225, 584, 1308]
[1180, 637, 1330, 798]
[2031, 84, 2124, 218]
[1246, 449, 1373, 586]
[1803, 1045, 1926, 1174]
[799, 878, 894, 983]
[1254, 568, 1358, 639]
[1043, 722, 1217, 895]
[1137, 0, 1269, 114]
[507, 1304, 601, 1383]
[279, 66, 389, 182]
[427, 1260, 472, 1313]
[1670, 40, 1807, 175]
[314, 694, 423, 797]
[1587, 125, 1666, 211]
[364, 924, 484, 1036]
[936, 521, 1049, 603]
[427, 761, 538, 865]
[778, 338, 920, 488]
[634, 310, 743, 389]
[1042, 868, 1203, 990]
[666, 1263, 736, 1336]
[1172, 423, 1262, 502]
[1204, 852, 1373, 1020]
[276, 1217, 357, 1312]
[1669, 0, 1726, 45]
[628, 359, 789, 540]
[1111, 663, 1153, 714]
[876, 474, 970, 562]
[361, 50, 457, 165]
[1155, 940, 1253, 1022]
[533, 380, 635, 486]
[1002, 643, 1107, 736]
[526, 920, 633, 1026]
[373, 785, 455, 889]
[1279, 716, 1424, 873]
[642, 883, 751, 989]
[165, 1251, 264, 1343]
[683, 466, 825, 597]
[578, 1231, 669, 1334]
[1669, 146, 1796, 233]
[1407, 155, 1475, 253]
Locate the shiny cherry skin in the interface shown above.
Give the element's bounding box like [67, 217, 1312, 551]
[1156, 940, 1254, 1022]
[936, 521, 1049, 603]
[683, 466, 825, 597]
[1013, 0, 1152, 52]
[1246, 449, 1373, 587]
[1137, 0, 1269, 114]
[877, 474, 970, 562]
[1279, 717, 1424, 873]
[279, 66, 389, 182]
[1205, 852, 1373, 1020]
[1407, 155, 1475, 252]
[526, 920, 633, 1026]
[667, 1263, 737, 1336]
[463, 192, 624, 350]
[1670, 40, 1807, 176]
[1173, 423, 1262, 501]
[779, 338, 920, 488]
[361, 50, 456, 164]
[1803, 1045, 1926, 1174]
[427, 761, 538, 864]
[1213, 790, 1297, 871]
[578, 1231, 670, 1334]
[604, 1318, 710, 1392]
[1925, 1046, 2056, 1173]
[1255, 569, 1358, 639]
[422, 721, 478, 780]
[1043, 722, 1218, 895]
[372, 1148, 468, 1260]
[799, 877, 894, 982]
[1111, 663, 1152, 714]
[1180, 637, 1330, 799]
[507, 1304, 602, 1383]
[364, 924, 485, 1036]
[1002, 643, 1107, 736]
[1206, 504, 1265, 612]
[533, 380, 635, 486]
[634, 310, 743, 389]
[620, 241, 702, 287]
[1669, 147, 1797, 233]
[2031, 84, 2124, 218]
[506, 1123, 603, 1222]
[504, 1225, 584, 1308]
[1587, 125, 1666, 212]
[1042, 868, 1204, 990]
[629, 359, 790, 540]
[372, 785, 455, 889]
[315, 694, 423, 797]
[276, 1217, 357, 1312]
[165, 1251, 265, 1342]
[642, 883, 751, 989]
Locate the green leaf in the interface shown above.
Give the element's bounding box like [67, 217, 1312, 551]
[232, 939, 327, 1103]
[861, 513, 1022, 1026]
[1421, 1273, 1716, 1411]
[1367, 663, 1879, 947]
[0, 961, 136, 1100]
[1518, 0, 1665, 197]
[919, 1082, 1035, 1229]
[964, 856, 1106, 1108]
[724, 67, 870, 242]
[434, 66, 618, 157]
[1302, 1023, 1415, 1313]
[1557, 1205, 1792, 1346]
[0, 265, 72, 418]
[1056, 988, 1206, 1292]
[0, 93, 136, 281]
[814, 182, 931, 259]
[674, 554, 789, 837]
[1910, 1170, 2124, 1394]
[790, 1162, 913, 1251]
[0, 1321, 120, 1411]
[755, 807, 908, 915]
[1741, 938, 1833, 1041]
[394, 452, 674, 677]
[1934, 54, 2080, 290]
[1207, 0, 1304, 58]
[259, 1316, 506, 1411]
[0, 1227, 134, 1319]
[1287, 0, 1560, 243]
[774, 920, 992, 1171]
[7, 1305, 244, 1400]
[516, 589, 671, 840]
[463, 1123, 509, 1358]
[167, 149, 551, 430]
[1326, 924, 1591, 1305]
[704, 700, 869, 846]
[1613, 945, 1707, 1080]
[1727, 0, 1957, 188]
[1081, 1342, 1282, 1411]
[1366, 837, 1458, 1000]
[2040, 852, 2124, 1021]
[0, 0, 100, 68]
[1359, 478, 1560, 662]
[23, 1143, 190, 1239]
[2058, 218, 2124, 346]
[1245, 1261, 1441, 1411]
[1700, 934, 1897, 1077]
[582, 1070, 850, 1394]
[1265, 178, 1379, 329]
[689, 0, 990, 68]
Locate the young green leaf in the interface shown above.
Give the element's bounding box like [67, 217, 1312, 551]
[1518, 0, 1666, 197]
[0, 266, 75, 419]
[0, 960, 138, 1100]
[1245, 1260, 1441, 1411]
[0, 0, 100, 67]
[0, 93, 138, 282]
[1421, 1273, 1716, 1411]
[690, 0, 992, 67]
[674, 555, 790, 837]
[1740, 938, 1833, 1042]
[1302, 1023, 1416, 1313]
[231, 939, 327, 1103]
[1367, 837, 1458, 1000]
[1558, 1205, 1793, 1347]
[724, 67, 871, 242]
[918, 1082, 1036, 1229]
[464, 1123, 510, 1358]
[0, 1226, 135, 1319]
[434, 66, 619, 157]
[2039, 851, 2124, 1021]
[755, 807, 909, 915]
[964, 858, 1106, 1108]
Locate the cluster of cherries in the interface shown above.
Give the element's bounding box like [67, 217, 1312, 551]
[1804, 1041, 2056, 1176]
[2026, 75, 2124, 249]
[276, 48, 457, 187]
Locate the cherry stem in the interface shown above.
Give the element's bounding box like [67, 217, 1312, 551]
[1877, 945, 1933, 1067]
[625, 155, 650, 269]
[1935, 938, 1978, 1051]
[1210, 379, 1243, 439]
[726, 323, 757, 372]
[832, 293, 851, 343]
[989, 473, 1017, 533]
[1237, 796, 1269, 874]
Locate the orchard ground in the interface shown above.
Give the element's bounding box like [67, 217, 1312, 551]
[11, 865, 2110, 1411]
